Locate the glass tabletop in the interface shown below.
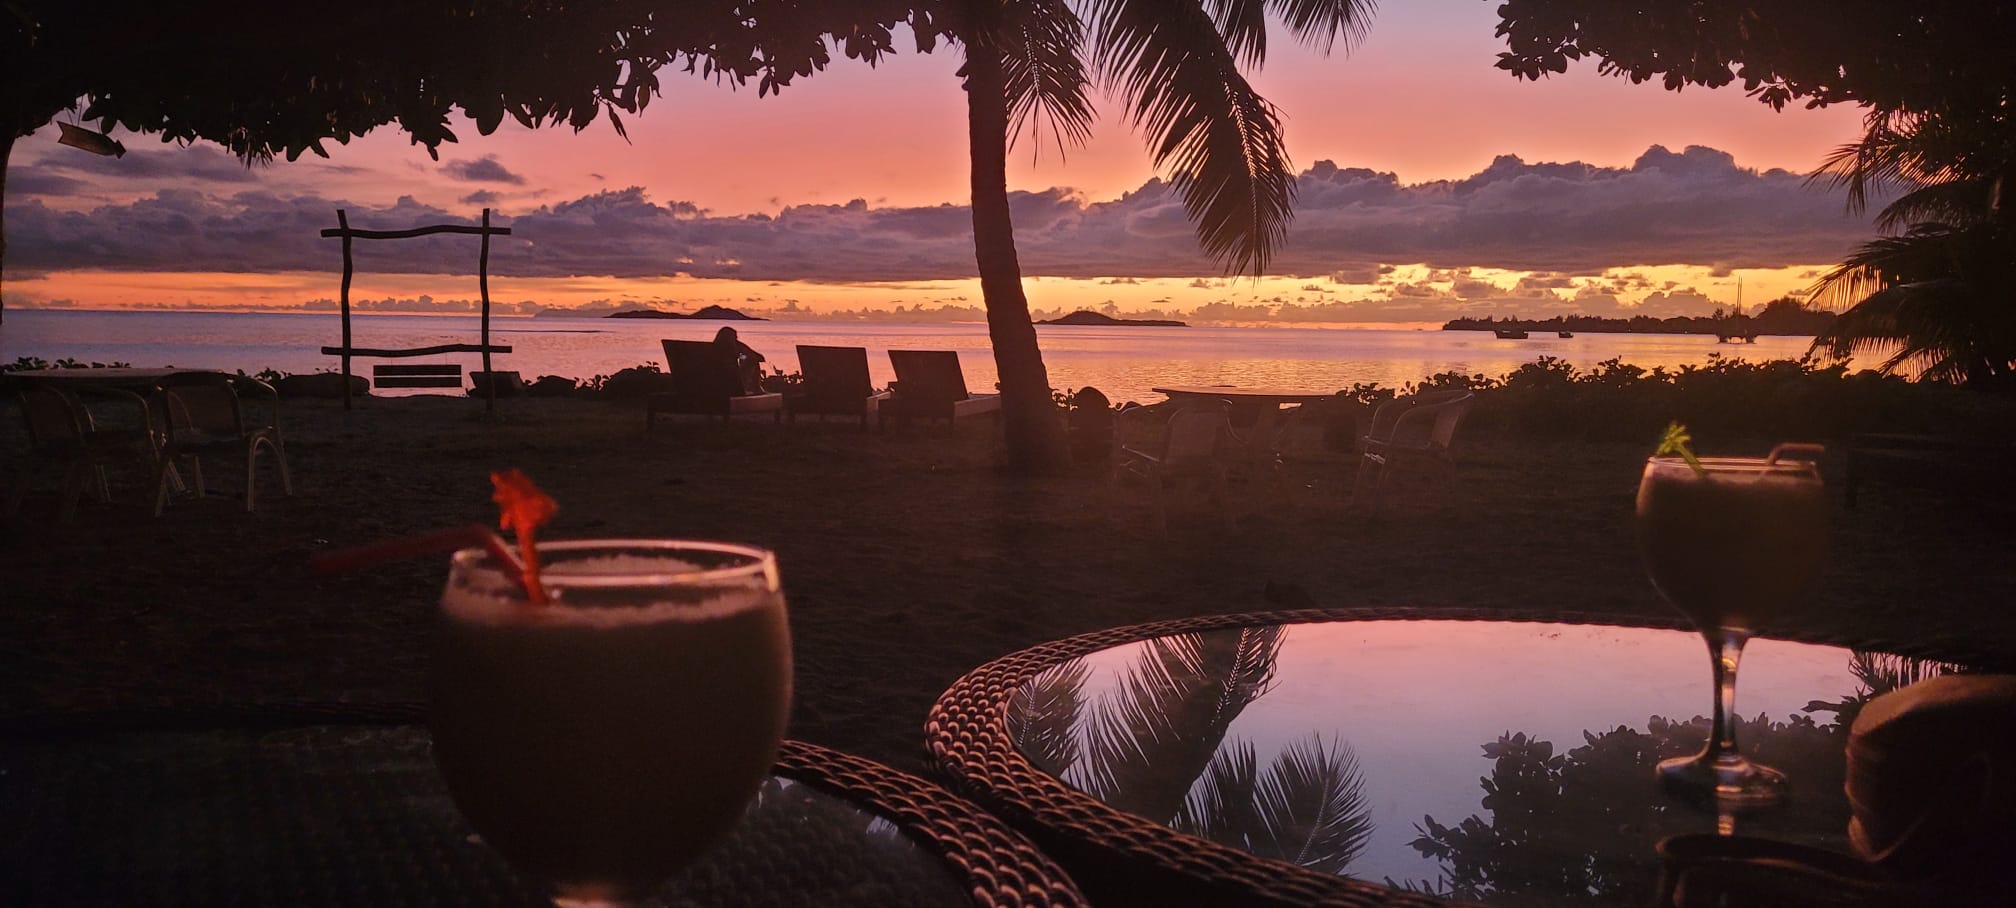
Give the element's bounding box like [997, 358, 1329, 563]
[1000, 618, 1972, 907]
[0, 725, 975, 907]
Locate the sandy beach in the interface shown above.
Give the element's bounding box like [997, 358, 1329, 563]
[3, 394, 2012, 775]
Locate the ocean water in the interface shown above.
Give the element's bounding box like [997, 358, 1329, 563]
[1, 310, 1829, 404]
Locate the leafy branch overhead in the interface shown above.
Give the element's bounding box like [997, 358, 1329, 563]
[5, 1, 928, 157]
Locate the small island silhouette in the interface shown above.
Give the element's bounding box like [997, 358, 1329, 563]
[1037, 310, 1188, 327]
[605, 305, 765, 321]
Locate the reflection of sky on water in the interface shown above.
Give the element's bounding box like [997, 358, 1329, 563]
[1034, 621, 1865, 891]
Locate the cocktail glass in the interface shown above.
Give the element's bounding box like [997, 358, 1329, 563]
[429, 540, 791, 907]
[1636, 452, 1825, 809]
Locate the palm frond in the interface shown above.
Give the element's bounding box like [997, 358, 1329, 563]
[1171, 738, 1261, 841]
[1811, 109, 1979, 216]
[1873, 179, 1998, 232]
[1203, 0, 1269, 69]
[1849, 652, 1958, 697]
[1248, 734, 1373, 873]
[1008, 658, 1092, 775]
[1080, 627, 1285, 821]
[1084, 0, 1295, 275]
[1267, 0, 1374, 53]
[1806, 225, 1965, 312]
[997, 0, 1095, 157]
[1808, 219, 2016, 383]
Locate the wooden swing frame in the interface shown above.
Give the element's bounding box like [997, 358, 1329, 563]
[318, 208, 515, 412]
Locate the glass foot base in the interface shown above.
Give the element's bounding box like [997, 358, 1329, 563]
[1657, 752, 1787, 811]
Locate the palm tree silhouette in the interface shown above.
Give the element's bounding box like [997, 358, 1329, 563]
[943, 0, 1376, 469]
[1808, 111, 2016, 384]
[1017, 627, 1373, 873]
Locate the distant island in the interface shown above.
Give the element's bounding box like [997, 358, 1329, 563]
[1443, 297, 1835, 338]
[606, 305, 765, 321]
[1038, 310, 1188, 327]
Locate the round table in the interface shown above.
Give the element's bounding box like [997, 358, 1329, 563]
[925, 608, 2005, 908]
[0, 714, 1085, 908]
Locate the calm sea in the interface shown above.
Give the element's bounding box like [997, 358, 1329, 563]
[0, 310, 1829, 403]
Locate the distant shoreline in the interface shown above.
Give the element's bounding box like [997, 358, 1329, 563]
[1442, 302, 1835, 338]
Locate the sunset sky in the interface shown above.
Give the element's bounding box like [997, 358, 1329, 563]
[6, 1, 1878, 323]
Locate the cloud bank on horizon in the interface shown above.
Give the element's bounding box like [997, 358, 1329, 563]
[9, 143, 1881, 291]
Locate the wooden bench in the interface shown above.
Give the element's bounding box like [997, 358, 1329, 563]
[372, 363, 464, 390]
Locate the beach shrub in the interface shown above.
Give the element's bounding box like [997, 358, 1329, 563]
[526, 375, 579, 397]
[1429, 354, 2013, 444]
[274, 371, 368, 398]
[234, 367, 288, 386]
[760, 370, 803, 395]
[2, 357, 132, 372]
[584, 364, 672, 399]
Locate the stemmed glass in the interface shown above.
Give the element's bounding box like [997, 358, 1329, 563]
[1635, 449, 1825, 808]
[429, 540, 791, 906]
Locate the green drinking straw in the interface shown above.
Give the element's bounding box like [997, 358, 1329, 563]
[1655, 421, 1709, 478]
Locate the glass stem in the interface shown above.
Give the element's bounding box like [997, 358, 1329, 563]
[1706, 631, 1748, 762]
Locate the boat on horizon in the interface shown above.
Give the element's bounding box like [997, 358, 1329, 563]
[1558, 330, 1574, 338]
[1495, 328, 1529, 339]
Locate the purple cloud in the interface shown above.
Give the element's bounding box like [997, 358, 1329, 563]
[6, 145, 1887, 282]
[442, 155, 526, 185]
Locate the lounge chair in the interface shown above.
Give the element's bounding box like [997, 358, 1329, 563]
[150, 372, 292, 514]
[1349, 390, 1475, 511]
[787, 345, 890, 427]
[646, 339, 785, 428]
[882, 350, 1000, 428]
[7, 385, 161, 522]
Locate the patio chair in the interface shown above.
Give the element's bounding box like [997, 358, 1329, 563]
[1117, 400, 1236, 528]
[150, 372, 292, 514]
[787, 345, 889, 427]
[7, 385, 161, 522]
[647, 339, 785, 428]
[1258, 401, 1340, 500]
[882, 350, 1000, 428]
[1349, 390, 1475, 511]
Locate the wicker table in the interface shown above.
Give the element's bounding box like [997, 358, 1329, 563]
[1, 712, 1085, 908]
[926, 608, 2007, 908]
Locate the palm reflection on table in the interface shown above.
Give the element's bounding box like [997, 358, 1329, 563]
[1011, 628, 1374, 876]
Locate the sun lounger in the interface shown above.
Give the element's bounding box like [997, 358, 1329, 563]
[883, 350, 1000, 428]
[787, 346, 890, 427]
[646, 340, 784, 428]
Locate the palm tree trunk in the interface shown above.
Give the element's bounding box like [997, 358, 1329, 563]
[964, 48, 1070, 473]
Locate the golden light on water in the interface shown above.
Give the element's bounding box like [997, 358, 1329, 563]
[15, 263, 1834, 320]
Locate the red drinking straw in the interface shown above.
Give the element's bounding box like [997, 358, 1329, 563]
[309, 523, 536, 598]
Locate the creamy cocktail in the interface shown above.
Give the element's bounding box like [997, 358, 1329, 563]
[430, 541, 791, 906]
[1636, 450, 1825, 808]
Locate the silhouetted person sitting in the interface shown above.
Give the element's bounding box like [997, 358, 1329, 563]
[713, 326, 766, 394]
[1068, 386, 1115, 466]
